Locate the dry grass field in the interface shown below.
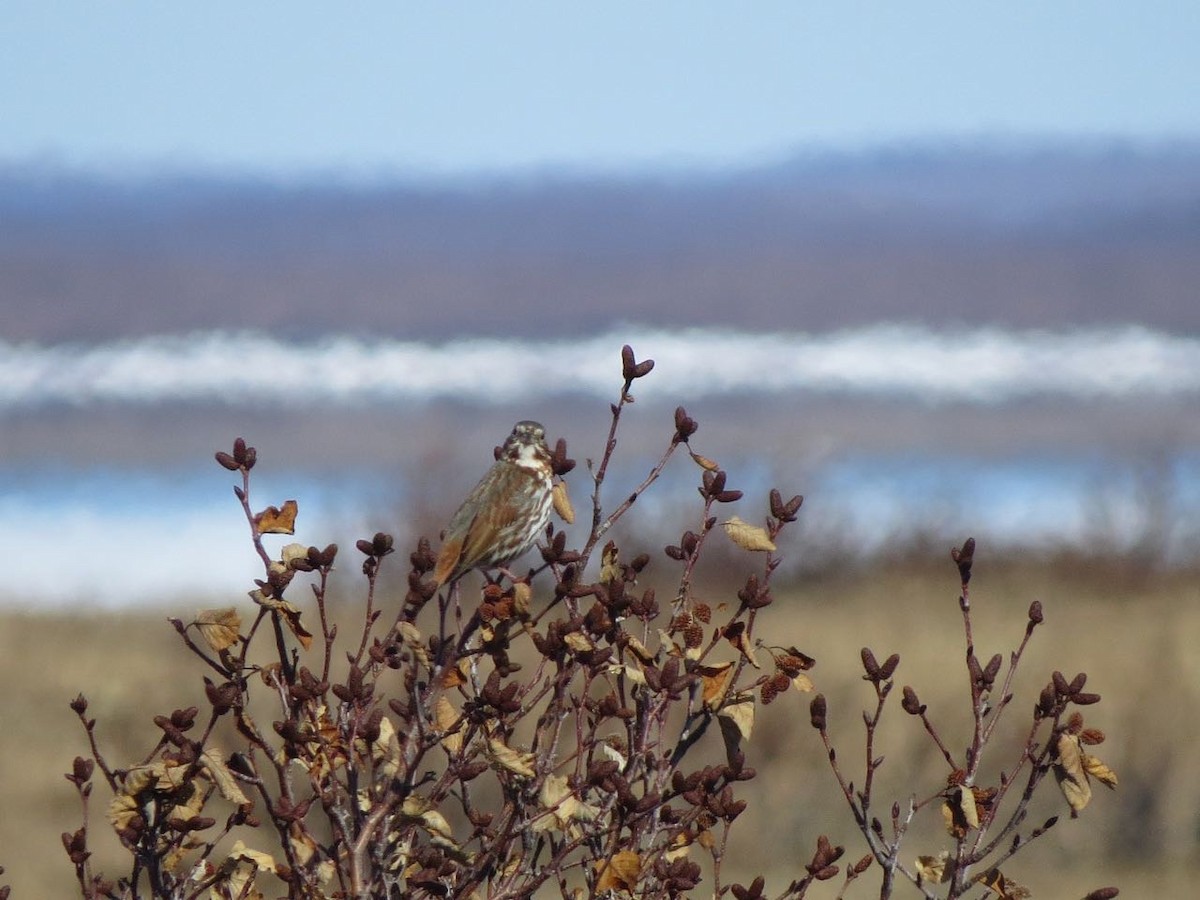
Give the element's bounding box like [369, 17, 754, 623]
[2, 556, 1198, 897]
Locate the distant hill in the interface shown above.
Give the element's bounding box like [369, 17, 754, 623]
[2, 140, 1198, 342]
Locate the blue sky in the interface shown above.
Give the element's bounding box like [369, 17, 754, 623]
[3, 1, 1198, 176]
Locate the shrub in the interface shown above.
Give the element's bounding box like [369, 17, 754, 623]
[62, 346, 1118, 899]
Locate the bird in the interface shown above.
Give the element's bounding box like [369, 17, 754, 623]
[432, 420, 555, 588]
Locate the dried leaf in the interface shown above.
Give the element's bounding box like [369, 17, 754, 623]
[975, 866, 1033, 898]
[1082, 752, 1118, 789]
[598, 740, 628, 770]
[664, 831, 694, 862]
[201, 749, 250, 807]
[608, 662, 646, 687]
[718, 693, 755, 761]
[289, 823, 318, 866]
[194, 607, 242, 652]
[396, 621, 430, 667]
[280, 543, 309, 569]
[940, 792, 979, 844]
[1054, 732, 1092, 812]
[721, 516, 776, 552]
[624, 634, 656, 663]
[250, 591, 313, 651]
[228, 840, 277, 873]
[564, 631, 594, 653]
[108, 793, 139, 832]
[791, 672, 815, 693]
[434, 696, 463, 754]
[727, 626, 761, 668]
[599, 542, 621, 584]
[371, 716, 402, 779]
[255, 500, 298, 535]
[915, 851, 952, 884]
[595, 850, 641, 893]
[698, 662, 736, 711]
[552, 479, 575, 524]
[956, 784, 980, 829]
[533, 774, 597, 833]
[487, 736, 536, 778]
[512, 582, 533, 618]
[440, 658, 470, 689]
[689, 450, 720, 471]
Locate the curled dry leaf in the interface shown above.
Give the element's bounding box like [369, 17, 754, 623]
[201, 749, 250, 807]
[371, 716, 402, 779]
[512, 581, 533, 618]
[552, 479, 575, 524]
[698, 662, 736, 711]
[721, 516, 776, 552]
[717, 692, 756, 760]
[941, 783, 981, 839]
[533, 774, 599, 834]
[599, 542, 621, 584]
[689, 449, 720, 471]
[195, 607, 242, 653]
[227, 840, 278, 874]
[280, 542, 309, 569]
[598, 740, 628, 770]
[395, 621, 431, 668]
[915, 851, 952, 884]
[254, 499, 298, 535]
[595, 850, 641, 894]
[108, 793, 139, 833]
[974, 867, 1033, 898]
[434, 695, 463, 754]
[607, 662, 647, 687]
[487, 736, 536, 778]
[1054, 732, 1092, 812]
[564, 631, 594, 654]
[249, 591, 313, 651]
[1082, 752, 1118, 789]
[792, 672, 816, 693]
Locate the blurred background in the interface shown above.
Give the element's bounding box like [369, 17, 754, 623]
[1, 1, 1199, 894]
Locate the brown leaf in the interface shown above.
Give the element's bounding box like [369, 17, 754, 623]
[1082, 752, 1118, 789]
[564, 631, 594, 654]
[254, 500, 298, 535]
[599, 542, 621, 584]
[698, 662, 736, 711]
[721, 516, 776, 552]
[227, 840, 277, 874]
[371, 716, 403, 778]
[689, 449, 720, 471]
[487, 736, 536, 778]
[915, 851, 952, 884]
[1054, 732, 1092, 812]
[395, 621, 430, 668]
[974, 866, 1033, 898]
[440, 659, 470, 689]
[791, 673, 815, 693]
[595, 850, 641, 894]
[249, 591, 313, 651]
[194, 607, 242, 653]
[953, 783, 980, 830]
[512, 582, 533, 618]
[108, 793, 139, 832]
[552, 479, 575, 524]
[717, 693, 755, 760]
[434, 696, 462, 754]
[940, 787, 979, 844]
[201, 749, 250, 807]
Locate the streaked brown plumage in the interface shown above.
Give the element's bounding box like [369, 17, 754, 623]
[432, 420, 554, 587]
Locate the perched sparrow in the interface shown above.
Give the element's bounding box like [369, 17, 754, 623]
[433, 420, 555, 587]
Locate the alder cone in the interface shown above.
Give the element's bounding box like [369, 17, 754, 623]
[433, 421, 555, 587]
